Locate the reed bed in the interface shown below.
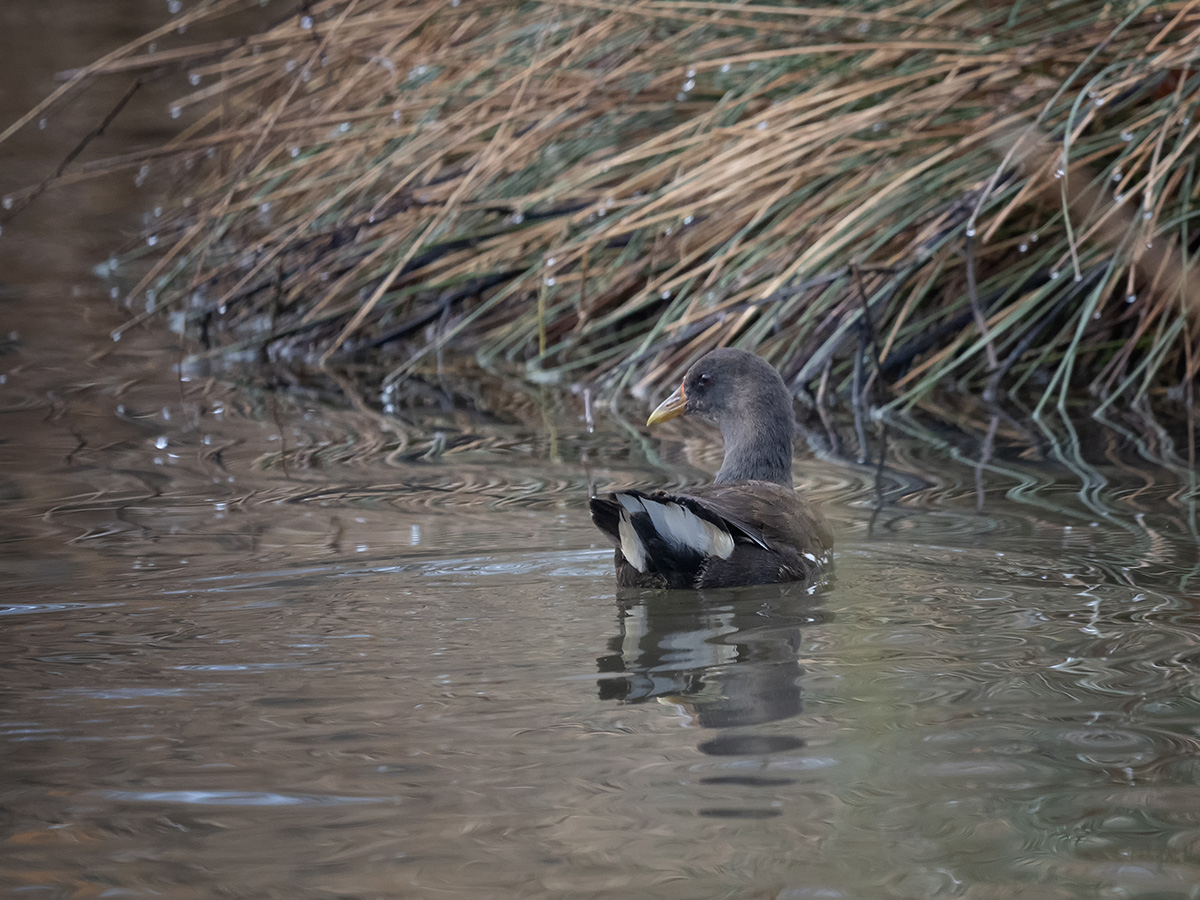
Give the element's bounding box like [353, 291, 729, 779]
[6, 0, 1200, 412]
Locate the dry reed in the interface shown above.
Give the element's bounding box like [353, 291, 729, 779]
[4, 0, 1199, 413]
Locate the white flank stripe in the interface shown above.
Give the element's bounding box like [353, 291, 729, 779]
[612, 493, 736, 568]
[614, 494, 648, 571]
[641, 498, 735, 560]
[616, 493, 644, 516]
[618, 515, 647, 571]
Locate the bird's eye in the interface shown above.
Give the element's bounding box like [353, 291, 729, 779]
[696, 373, 711, 389]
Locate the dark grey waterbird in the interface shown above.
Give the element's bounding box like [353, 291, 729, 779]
[590, 348, 833, 589]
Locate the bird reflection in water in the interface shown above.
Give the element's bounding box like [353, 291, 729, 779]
[596, 585, 830, 734]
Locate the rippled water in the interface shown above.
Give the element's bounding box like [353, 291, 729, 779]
[6, 8, 1200, 900]
[6, 360, 1200, 900]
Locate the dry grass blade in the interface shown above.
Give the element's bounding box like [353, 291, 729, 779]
[5, 0, 1199, 415]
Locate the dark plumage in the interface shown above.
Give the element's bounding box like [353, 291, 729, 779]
[590, 348, 833, 589]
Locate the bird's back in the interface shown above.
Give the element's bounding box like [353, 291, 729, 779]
[590, 482, 831, 589]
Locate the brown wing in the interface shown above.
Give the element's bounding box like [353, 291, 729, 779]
[672, 480, 833, 566]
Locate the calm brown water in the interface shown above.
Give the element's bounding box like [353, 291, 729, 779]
[4, 6, 1200, 900]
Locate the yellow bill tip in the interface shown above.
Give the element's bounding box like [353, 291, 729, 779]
[646, 383, 687, 426]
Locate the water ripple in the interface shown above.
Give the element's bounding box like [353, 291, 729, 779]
[103, 789, 385, 807]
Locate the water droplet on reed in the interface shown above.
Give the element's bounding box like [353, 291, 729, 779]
[660, 290, 671, 299]
[147, 234, 158, 246]
[857, 21, 870, 33]
[546, 257, 556, 266]
[965, 227, 976, 237]
[38, 118, 47, 130]
[155, 436, 169, 450]
[300, 14, 313, 28]
[285, 59, 297, 72]
[686, 67, 696, 78]
[1126, 293, 1137, 303]
[682, 78, 695, 92]
[1142, 210, 1153, 220]
[683, 214, 694, 225]
[169, 105, 182, 119]
[1121, 130, 1134, 141]
[756, 120, 768, 130]
[1053, 168, 1064, 179]
[1, 196, 12, 210]
[1018, 243, 1028, 252]
[720, 63, 731, 73]
[289, 146, 300, 158]
[1050, 270, 1060, 279]
[543, 276, 556, 286]
[1074, 273, 1083, 282]
[338, 122, 350, 133]
[189, 73, 200, 86]
[167, 0, 182, 13]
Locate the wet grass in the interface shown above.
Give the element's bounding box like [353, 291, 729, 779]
[2, 0, 1199, 414]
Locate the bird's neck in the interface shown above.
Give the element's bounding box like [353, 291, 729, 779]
[714, 408, 795, 487]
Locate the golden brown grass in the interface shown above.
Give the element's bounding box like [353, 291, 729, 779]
[4, 0, 1199, 412]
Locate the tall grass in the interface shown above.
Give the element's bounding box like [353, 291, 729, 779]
[5, 0, 1199, 412]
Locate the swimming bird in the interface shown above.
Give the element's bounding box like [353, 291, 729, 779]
[590, 348, 832, 589]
